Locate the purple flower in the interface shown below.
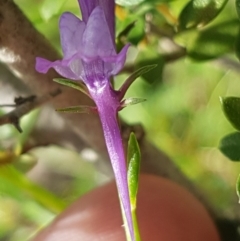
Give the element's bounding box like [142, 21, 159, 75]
[36, 0, 135, 240]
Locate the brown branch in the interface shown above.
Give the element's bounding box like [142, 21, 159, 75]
[0, 0, 220, 222]
[0, 89, 61, 132]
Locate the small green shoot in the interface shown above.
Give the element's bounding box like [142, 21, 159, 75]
[56, 105, 96, 114]
[127, 132, 141, 241]
[119, 65, 157, 100]
[53, 78, 91, 98]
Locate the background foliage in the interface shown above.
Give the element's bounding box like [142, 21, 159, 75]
[1, 0, 240, 240]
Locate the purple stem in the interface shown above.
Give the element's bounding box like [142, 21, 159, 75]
[89, 82, 135, 241]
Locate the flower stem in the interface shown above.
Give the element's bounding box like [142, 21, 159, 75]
[90, 84, 135, 241]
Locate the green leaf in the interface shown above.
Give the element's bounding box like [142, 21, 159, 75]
[175, 20, 239, 60]
[219, 132, 240, 161]
[40, 0, 67, 21]
[136, 55, 164, 84]
[119, 65, 157, 98]
[235, 26, 240, 61]
[13, 154, 38, 173]
[116, 0, 171, 6]
[15, 109, 40, 155]
[236, 0, 240, 21]
[236, 174, 240, 202]
[127, 133, 141, 206]
[127, 64, 157, 83]
[53, 78, 90, 97]
[116, 15, 145, 48]
[116, 0, 144, 6]
[178, 0, 229, 30]
[127, 133, 141, 241]
[56, 105, 95, 114]
[221, 96, 240, 131]
[0, 166, 66, 213]
[121, 98, 146, 107]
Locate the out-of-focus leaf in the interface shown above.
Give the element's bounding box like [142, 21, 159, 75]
[116, 0, 144, 6]
[117, 21, 136, 51]
[0, 166, 66, 213]
[221, 97, 240, 131]
[127, 18, 145, 46]
[40, 0, 67, 21]
[116, 0, 172, 6]
[175, 20, 239, 60]
[235, 27, 240, 60]
[15, 109, 40, 155]
[13, 154, 38, 173]
[178, 0, 229, 30]
[236, 0, 240, 20]
[236, 174, 240, 202]
[117, 15, 145, 47]
[219, 132, 240, 161]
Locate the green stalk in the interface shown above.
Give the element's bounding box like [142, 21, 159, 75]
[0, 166, 66, 213]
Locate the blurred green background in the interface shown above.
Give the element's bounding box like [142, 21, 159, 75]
[0, 0, 240, 240]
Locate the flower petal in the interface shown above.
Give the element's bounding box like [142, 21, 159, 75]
[81, 6, 116, 61]
[35, 57, 79, 80]
[102, 44, 130, 75]
[35, 57, 53, 74]
[59, 12, 86, 59]
[78, 0, 115, 42]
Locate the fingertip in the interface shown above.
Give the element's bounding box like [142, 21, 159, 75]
[32, 174, 220, 241]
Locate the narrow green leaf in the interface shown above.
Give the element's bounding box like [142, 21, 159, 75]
[127, 133, 141, 206]
[119, 65, 157, 98]
[0, 166, 66, 213]
[136, 51, 164, 84]
[53, 78, 90, 97]
[219, 132, 240, 161]
[178, 0, 228, 30]
[127, 133, 142, 241]
[236, 174, 240, 202]
[56, 105, 95, 114]
[121, 98, 146, 108]
[221, 96, 240, 131]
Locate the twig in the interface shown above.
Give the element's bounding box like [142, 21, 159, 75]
[0, 89, 61, 132]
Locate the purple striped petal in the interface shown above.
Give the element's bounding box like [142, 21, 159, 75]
[103, 43, 131, 75]
[36, 57, 79, 80]
[59, 12, 86, 59]
[78, 0, 115, 43]
[81, 6, 116, 61]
